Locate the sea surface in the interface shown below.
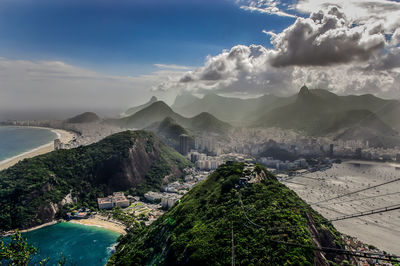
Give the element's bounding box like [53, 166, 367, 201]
[22, 222, 120, 265]
[0, 126, 57, 162]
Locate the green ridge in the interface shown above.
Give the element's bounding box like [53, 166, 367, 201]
[109, 162, 345, 265]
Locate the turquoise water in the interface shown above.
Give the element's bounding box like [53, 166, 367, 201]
[0, 126, 57, 162]
[23, 222, 120, 265]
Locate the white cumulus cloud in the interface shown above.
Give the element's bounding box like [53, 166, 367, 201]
[156, 3, 400, 99]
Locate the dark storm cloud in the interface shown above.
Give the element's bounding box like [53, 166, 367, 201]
[269, 6, 386, 67]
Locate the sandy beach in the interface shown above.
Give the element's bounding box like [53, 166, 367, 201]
[0, 127, 75, 171]
[283, 161, 400, 255]
[69, 215, 126, 235]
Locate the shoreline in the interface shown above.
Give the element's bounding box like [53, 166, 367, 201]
[0, 126, 75, 171]
[68, 216, 126, 235]
[20, 220, 60, 234]
[3, 218, 125, 236]
[2, 220, 61, 237]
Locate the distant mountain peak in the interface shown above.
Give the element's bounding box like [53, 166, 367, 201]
[299, 85, 310, 96]
[172, 93, 199, 109]
[123, 96, 160, 117]
[65, 112, 100, 123]
[151, 100, 173, 110]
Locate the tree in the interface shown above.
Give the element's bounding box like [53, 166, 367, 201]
[0, 230, 47, 265]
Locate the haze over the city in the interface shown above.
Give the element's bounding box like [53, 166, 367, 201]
[0, 0, 399, 118]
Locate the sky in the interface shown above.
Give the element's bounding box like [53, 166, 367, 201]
[0, 0, 400, 115]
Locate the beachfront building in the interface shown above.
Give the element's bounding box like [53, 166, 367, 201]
[54, 138, 63, 150]
[97, 192, 130, 210]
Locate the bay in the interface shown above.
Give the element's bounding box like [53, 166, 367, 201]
[23, 222, 120, 266]
[0, 126, 57, 162]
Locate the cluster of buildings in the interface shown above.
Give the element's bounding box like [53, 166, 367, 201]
[220, 128, 400, 164]
[194, 135, 222, 155]
[144, 173, 208, 209]
[54, 137, 81, 150]
[188, 151, 224, 170]
[178, 134, 224, 157]
[97, 192, 130, 210]
[188, 151, 256, 171]
[144, 191, 182, 209]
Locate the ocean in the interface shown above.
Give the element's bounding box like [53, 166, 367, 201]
[0, 126, 58, 162]
[23, 222, 120, 265]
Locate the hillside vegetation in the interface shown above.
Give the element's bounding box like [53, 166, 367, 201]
[109, 162, 346, 265]
[0, 131, 191, 231]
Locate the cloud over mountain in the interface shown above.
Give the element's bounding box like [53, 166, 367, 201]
[269, 6, 386, 66]
[157, 2, 400, 99]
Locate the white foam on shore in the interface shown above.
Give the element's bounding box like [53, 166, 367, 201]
[51, 129, 62, 139]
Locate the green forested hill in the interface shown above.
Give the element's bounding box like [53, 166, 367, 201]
[108, 162, 346, 265]
[65, 112, 100, 123]
[0, 130, 191, 231]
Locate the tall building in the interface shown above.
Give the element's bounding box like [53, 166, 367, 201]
[54, 139, 62, 150]
[179, 134, 190, 155]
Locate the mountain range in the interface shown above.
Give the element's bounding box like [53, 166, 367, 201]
[108, 101, 232, 135]
[254, 86, 400, 146]
[119, 87, 400, 147]
[171, 93, 294, 125]
[171, 87, 400, 131]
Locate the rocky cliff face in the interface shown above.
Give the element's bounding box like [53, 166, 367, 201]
[93, 134, 184, 194]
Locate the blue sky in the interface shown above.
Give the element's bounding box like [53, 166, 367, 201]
[0, 0, 295, 75]
[0, 0, 399, 114]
